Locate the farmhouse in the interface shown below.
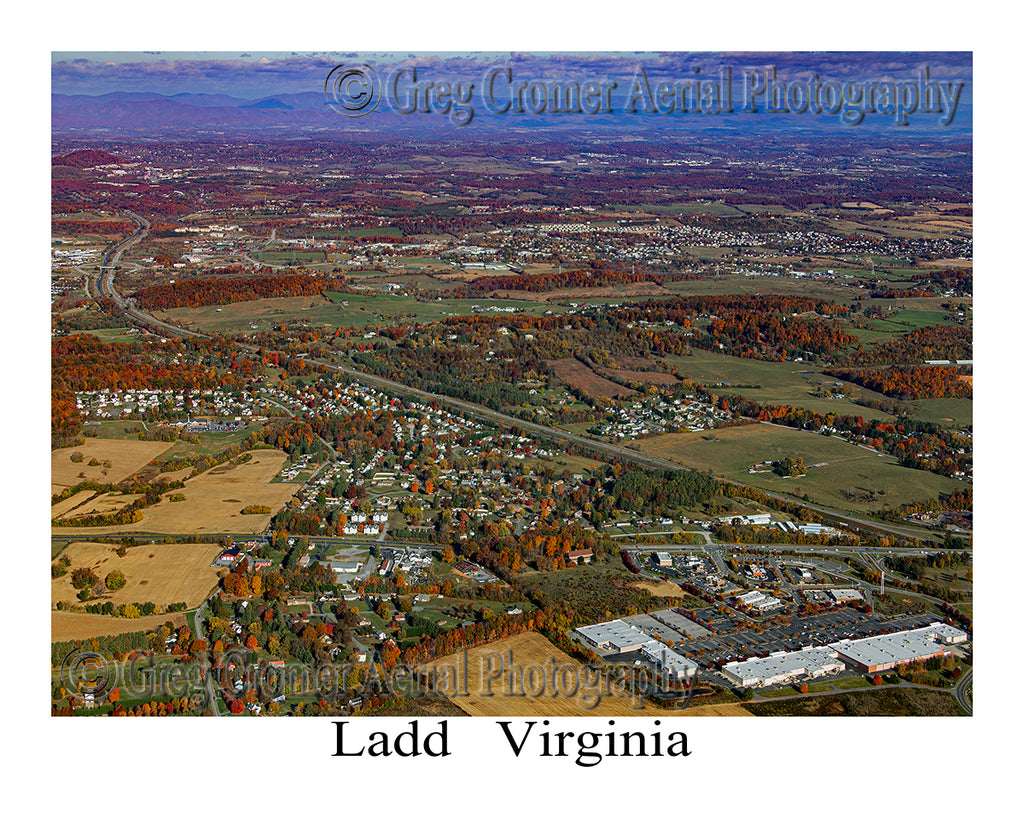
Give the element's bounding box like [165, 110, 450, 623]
[213, 546, 241, 567]
[566, 548, 594, 565]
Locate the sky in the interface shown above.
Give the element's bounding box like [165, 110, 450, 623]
[52, 50, 973, 102]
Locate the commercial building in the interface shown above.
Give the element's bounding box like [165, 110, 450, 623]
[830, 623, 968, 673]
[575, 619, 652, 654]
[722, 647, 845, 688]
[830, 588, 865, 604]
[736, 590, 784, 612]
[575, 619, 698, 679]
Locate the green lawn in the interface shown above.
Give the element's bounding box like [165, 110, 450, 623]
[156, 426, 261, 461]
[664, 350, 897, 422]
[636, 423, 966, 516]
[161, 291, 567, 333]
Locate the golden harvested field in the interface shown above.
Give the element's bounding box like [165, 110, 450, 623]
[683, 703, 753, 716]
[52, 611, 187, 642]
[52, 450, 298, 535]
[421, 632, 697, 717]
[51, 541, 223, 609]
[51, 490, 94, 519]
[52, 492, 136, 522]
[51, 439, 174, 492]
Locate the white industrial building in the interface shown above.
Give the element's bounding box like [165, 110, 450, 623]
[575, 619, 652, 654]
[722, 646, 845, 688]
[830, 623, 968, 673]
[640, 640, 699, 680]
[575, 619, 698, 679]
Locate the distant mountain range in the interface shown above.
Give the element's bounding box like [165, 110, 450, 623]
[52, 91, 336, 133]
[51, 90, 972, 138]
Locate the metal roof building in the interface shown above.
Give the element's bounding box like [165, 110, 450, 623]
[722, 647, 845, 688]
[575, 619, 652, 654]
[829, 623, 968, 673]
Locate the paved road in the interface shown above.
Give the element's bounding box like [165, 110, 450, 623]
[954, 666, 973, 715]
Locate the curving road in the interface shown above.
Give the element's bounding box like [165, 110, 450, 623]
[954, 666, 973, 715]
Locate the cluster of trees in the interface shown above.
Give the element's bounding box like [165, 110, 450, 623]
[455, 268, 669, 296]
[826, 365, 971, 400]
[771, 457, 806, 477]
[886, 550, 970, 582]
[398, 611, 541, 666]
[704, 311, 858, 360]
[52, 388, 84, 447]
[50, 629, 149, 666]
[53, 334, 230, 393]
[241, 505, 272, 515]
[610, 294, 850, 322]
[836, 324, 971, 367]
[76, 600, 168, 617]
[133, 274, 344, 310]
[608, 468, 718, 515]
[52, 219, 137, 236]
[879, 488, 972, 520]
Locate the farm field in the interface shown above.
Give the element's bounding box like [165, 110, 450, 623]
[156, 291, 560, 333]
[51, 541, 222, 609]
[420, 632, 689, 716]
[661, 274, 853, 304]
[52, 450, 297, 535]
[682, 702, 753, 716]
[634, 424, 966, 514]
[664, 350, 897, 422]
[51, 439, 175, 493]
[155, 426, 259, 462]
[51, 491, 136, 522]
[51, 610, 188, 642]
[910, 398, 973, 427]
[548, 357, 638, 400]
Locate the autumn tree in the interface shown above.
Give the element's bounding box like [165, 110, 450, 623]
[105, 570, 127, 591]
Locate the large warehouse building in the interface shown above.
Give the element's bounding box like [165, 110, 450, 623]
[721, 647, 845, 688]
[829, 623, 968, 673]
[575, 619, 698, 680]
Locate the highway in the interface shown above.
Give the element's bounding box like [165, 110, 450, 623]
[91, 214, 948, 546]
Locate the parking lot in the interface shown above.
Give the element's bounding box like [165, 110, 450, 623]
[676, 609, 939, 667]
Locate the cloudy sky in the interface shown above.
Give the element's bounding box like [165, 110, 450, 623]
[52, 51, 972, 100]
